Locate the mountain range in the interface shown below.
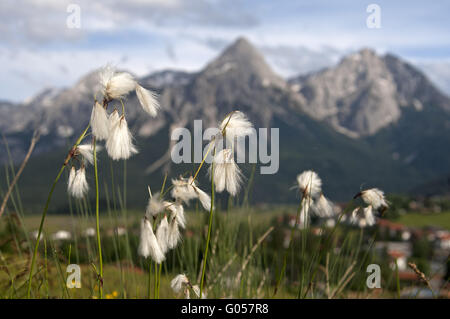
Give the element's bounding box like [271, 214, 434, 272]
[1, 37, 450, 213]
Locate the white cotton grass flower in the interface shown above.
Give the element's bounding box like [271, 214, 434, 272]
[68, 166, 89, 199]
[135, 84, 160, 117]
[311, 194, 335, 218]
[356, 188, 389, 211]
[349, 207, 361, 225]
[296, 170, 322, 199]
[146, 192, 165, 218]
[165, 201, 186, 229]
[167, 218, 181, 249]
[156, 216, 169, 254]
[76, 144, 102, 165]
[210, 149, 242, 196]
[192, 285, 207, 299]
[170, 177, 211, 211]
[364, 205, 376, 226]
[349, 206, 376, 227]
[108, 109, 120, 128]
[171, 177, 198, 203]
[298, 198, 312, 229]
[67, 166, 76, 193]
[170, 274, 189, 294]
[194, 186, 211, 211]
[138, 218, 165, 264]
[219, 111, 254, 142]
[100, 66, 136, 101]
[170, 274, 206, 299]
[90, 101, 110, 140]
[106, 115, 138, 160]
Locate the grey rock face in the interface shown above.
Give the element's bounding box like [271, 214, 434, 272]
[2, 37, 450, 207]
[291, 49, 450, 137]
[1, 37, 449, 163]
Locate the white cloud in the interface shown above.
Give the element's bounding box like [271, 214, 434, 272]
[415, 60, 450, 96]
[0, 39, 218, 102]
[1, 0, 450, 101]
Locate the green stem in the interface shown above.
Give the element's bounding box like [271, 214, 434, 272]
[191, 140, 213, 184]
[395, 260, 401, 298]
[44, 236, 49, 298]
[154, 261, 158, 299]
[160, 172, 168, 194]
[157, 262, 162, 298]
[94, 138, 103, 299]
[26, 165, 65, 298]
[26, 124, 89, 298]
[199, 149, 215, 298]
[123, 160, 127, 210]
[147, 262, 153, 299]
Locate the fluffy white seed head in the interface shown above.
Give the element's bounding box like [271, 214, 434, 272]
[165, 201, 186, 229]
[219, 111, 254, 143]
[349, 207, 362, 225]
[106, 115, 138, 160]
[170, 177, 211, 211]
[170, 177, 198, 203]
[138, 218, 165, 264]
[210, 149, 242, 196]
[360, 188, 388, 210]
[349, 206, 376, 227]
[298, 198, 312, 229]
[146, 192, 165, 217]
[156, 216, 170, 254]
[364, 205, 376, 226]
[167, 218, 181, 249]
[191, 285, 207, 299]
[296, 170, 322, 199]
[68, 167, 89, 199]
[68, 166, 76, 193]
[170, 274, 189, 293]
[108, 109, 120, 128]
[311, 194, 335, 218]
[136, 84, 160, 117]
[193, 185, 211, 211]
[90, 101, 110, 140]
[76, 144, 102, 165]
[100, 66, 136, 101]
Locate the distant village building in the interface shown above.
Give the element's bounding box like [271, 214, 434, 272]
[435, 232, 450, 250]
[377, 219, 410, 241]
[375, 242, 412, 267]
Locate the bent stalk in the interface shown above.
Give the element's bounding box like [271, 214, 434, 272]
[199, 150, 215, 298]
[26, 125, 90, 298]
[93, 138, 103, 298]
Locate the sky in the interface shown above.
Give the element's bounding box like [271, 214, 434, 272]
[1, 0, 450, 102]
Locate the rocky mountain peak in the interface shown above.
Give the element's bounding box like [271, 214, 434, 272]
[383, 53, 450, 111]
[72, 69, 103, 95]
[201, 37, 285, 89]
[292, 48, 450, 137]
